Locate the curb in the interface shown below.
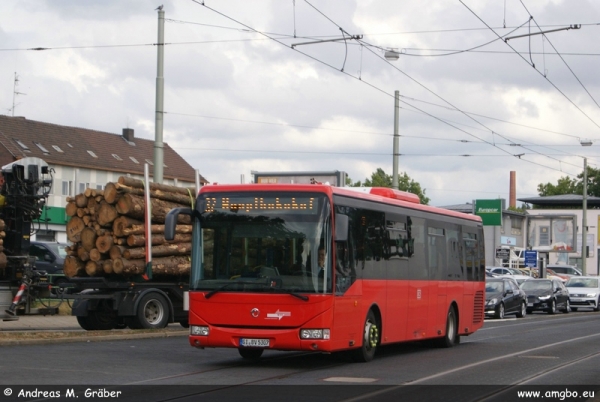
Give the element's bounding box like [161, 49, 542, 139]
[0, 329, 189, 346]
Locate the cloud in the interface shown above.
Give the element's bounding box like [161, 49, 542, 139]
[1, 0, 599, 207]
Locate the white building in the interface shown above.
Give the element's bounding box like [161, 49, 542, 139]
[519, 194, 600, 275]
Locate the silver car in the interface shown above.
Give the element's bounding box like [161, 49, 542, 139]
[547, 265, 583, 277]
[565, 276, 600, 312]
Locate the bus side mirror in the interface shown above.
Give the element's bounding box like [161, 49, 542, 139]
[165, 207, 193, 240]
[335, 214, 348, 242]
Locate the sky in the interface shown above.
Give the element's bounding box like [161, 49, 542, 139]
[1, 0, 600, 207]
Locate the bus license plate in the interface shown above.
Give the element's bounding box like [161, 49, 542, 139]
[240, 338, 269, 348]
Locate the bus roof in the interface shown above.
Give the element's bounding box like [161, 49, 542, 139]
[199, 183, 482, 223]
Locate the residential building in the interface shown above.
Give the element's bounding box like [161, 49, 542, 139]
[0, 115, 207, 243]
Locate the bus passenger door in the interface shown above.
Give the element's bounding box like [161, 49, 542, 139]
[332, 224, 362, 351]
[384, 221, 409, 343]
[407, 217, 429, 339]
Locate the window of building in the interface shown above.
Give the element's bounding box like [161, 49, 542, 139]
[52, 145, 64, 153]
[34, 142, 50, 153]
[78, 182, 90, 194]
[35, 230, 55, 242]
[62, 181, 73, 196]
[112, 154, 122, 161]
[87, 150, 98, 158]
[15, 139, 29, 150]
[510, 217, 523, 235]
[129, 156, 139, 164]
[145, 159, 154, 166]
[539, 226, 550, 246]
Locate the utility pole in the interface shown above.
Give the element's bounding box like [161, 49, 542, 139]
[154, 7, 165, 184]
[582, 157, 588, 275]
[392, 90, 400, 190]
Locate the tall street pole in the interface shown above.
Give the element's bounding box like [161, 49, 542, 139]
[154, 8, 165, 184]
[392, 90, 400, 190]
[582, 157, 588, 275]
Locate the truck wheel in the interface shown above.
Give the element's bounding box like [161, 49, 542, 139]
[131, 293, 169, 329]
[88, 310, 118, 330]
[76, 316, 93, 331]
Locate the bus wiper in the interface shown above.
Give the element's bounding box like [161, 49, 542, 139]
[204, 281, 260, 299]
[287, 292, 309, 301]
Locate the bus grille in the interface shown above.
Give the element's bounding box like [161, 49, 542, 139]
[473, 290, 484, 324]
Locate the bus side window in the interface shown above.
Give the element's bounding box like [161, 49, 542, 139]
[447, 227, 462, 280]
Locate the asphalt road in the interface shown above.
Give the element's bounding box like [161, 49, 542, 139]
[1, 310, 600, 402]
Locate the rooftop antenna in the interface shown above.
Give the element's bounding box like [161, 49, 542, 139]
[10, 72, 26, 116]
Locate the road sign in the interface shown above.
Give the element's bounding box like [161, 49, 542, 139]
[495, 248, 510, 260]
[524, 250, 538, 268]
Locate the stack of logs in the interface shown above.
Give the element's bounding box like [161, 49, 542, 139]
[64, 176, 196, 279]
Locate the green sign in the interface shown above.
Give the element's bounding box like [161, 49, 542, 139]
[35, 206, 68, 225]
[475, 199, 502, 226]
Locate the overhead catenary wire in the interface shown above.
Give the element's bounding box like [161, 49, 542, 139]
[517, 0, 600, 110]
[191, 0, 588, 177]
[460, 0, 600, 132]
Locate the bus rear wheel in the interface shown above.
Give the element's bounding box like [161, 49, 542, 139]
[436, 306, 459, 348]
[351, 310, 379, 363]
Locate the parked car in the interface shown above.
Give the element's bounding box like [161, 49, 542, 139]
[565, 276, 600, 312]
[547, 264, 583, 277]
[488, 266, 532, 284]
[520, 278, 570, 314]
[485, 277, 527, 319]
[546, 268, 570, 283]
[29, 241, 68, 290]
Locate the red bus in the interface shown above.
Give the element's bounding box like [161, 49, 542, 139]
[165, 184, 485, 362]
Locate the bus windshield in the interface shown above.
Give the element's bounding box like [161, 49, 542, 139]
[191, 192, 332, 294]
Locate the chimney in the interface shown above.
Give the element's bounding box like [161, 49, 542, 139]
[122, 128, 134, 142]
[509, 171, 516, 208]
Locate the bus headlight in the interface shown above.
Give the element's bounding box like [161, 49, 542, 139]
[300, 329, 330, 340]
[190, 325, 209, 336]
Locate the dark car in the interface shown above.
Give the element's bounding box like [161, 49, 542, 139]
[485, 277, 527, 319]
[520, 278, 570, 314]
[29, 241, 68, 288]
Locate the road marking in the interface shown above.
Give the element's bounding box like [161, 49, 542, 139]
[323, 377, 378, 383]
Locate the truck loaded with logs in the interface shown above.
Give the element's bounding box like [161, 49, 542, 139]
[63, 176, 197, 330]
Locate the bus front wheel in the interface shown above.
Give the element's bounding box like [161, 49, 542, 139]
[238, 348, 264, 360]
[351, 310, 379, 363]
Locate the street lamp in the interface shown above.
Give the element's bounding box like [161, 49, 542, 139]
[384, 48, 400, 61]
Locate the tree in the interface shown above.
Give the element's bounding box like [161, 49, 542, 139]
[538, 167, 600, 197]
[537, 176, 577, 196]
[347, 168, 430, 205]
[576, 166, 600, 197]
